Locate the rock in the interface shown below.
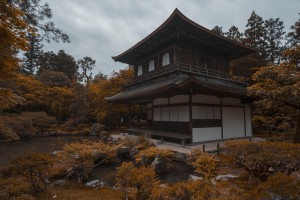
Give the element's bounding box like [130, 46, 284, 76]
[117, 146, 131, 157]
[90, 123, 100, 136]
[151, 155, 167, 174]
[52, 179, 66, 186]
[291, 171, 300, 182]
[215, 174, 238, 181]
[173, 152, 187, 163]
[86, 180, 106, 187]
[50, 151, 62, 157]
[268, 167, 275, 172]
[189, 175, 203, 180]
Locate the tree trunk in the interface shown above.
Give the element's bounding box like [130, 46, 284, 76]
[294, 111, 300, 143]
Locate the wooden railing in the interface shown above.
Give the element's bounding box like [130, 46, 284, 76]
[125, 62, 247, 87]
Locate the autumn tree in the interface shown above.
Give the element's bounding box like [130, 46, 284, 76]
[89, 67, 134, 129]
[226, 25, 243, 42]
[8, 153, 54, 192]
[263, 18, 285, 64]
[116, 162, 159, 200]
[249, 46, 300, 142]
[287, 13, 300, 47]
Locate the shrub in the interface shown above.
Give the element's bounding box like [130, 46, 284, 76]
[135, 147, 174, 166]
[0, 178, 33, 200]
[150, 180, 220, 200]
[0, 123, 19, 141]
[225, 141, 300, 179]
[57, 140, 120, 182]
[116, 162, 159, 200]
[122, 135, 153, 150]
[190, 150, 218, 180]
[7, 153, 54, 192]
[257, 172, 300, 200]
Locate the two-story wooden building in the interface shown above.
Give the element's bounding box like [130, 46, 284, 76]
[106, 9, 256, 144]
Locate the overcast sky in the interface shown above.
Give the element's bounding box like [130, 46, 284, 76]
[43, 0, 300, 76]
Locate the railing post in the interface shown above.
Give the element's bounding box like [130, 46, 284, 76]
[202, 144, 205, 152]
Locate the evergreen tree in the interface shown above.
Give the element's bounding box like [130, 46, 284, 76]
[264, 18, 285, 64]
[226, 26, 243, 42]
[287, 13, 300, 47]
[38, 50, 78, 80]
[77, 57, 96, 87]
[244, 11, 266, 51]
[22, 33, 43, 74]
[211, 26, 224, 35]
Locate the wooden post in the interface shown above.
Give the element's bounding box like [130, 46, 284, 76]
[189, 92, 193, 142]
[129, 104, 132, 128]
[217, 143, 220, 154]
[243, 105, 247, 138]
[202, 144, 205, 152]
[220, 97, 223, 140]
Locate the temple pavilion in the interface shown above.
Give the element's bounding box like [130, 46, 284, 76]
[106, 9, 256, 144]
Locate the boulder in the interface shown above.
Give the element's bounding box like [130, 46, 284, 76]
[50, 151, 62, 157]
[86, 180, 107, 187]
[173, 152, 188, 163]
[189, 175, 203, 180]
[90, 123, 100, 135]
[215, 174, 239, 181]
[52, 179, 66, 186]
[151, 155, 167, 174]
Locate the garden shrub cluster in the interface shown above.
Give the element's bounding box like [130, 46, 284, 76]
[226, 140, 300, 179]
[135, 147, 174, 166]
[0, 178, 34, 200]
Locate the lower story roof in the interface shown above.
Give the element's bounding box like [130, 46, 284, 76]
[105, 74, 249, 104]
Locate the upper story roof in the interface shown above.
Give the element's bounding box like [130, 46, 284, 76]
[112, 9, 257, 64]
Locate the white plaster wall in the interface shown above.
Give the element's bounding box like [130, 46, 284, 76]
[222, 107, 245, 139]
[178, 106, 189, 122]
[192, 94, 220, 104]
[169, 95, 189, 104]
[153, 108, 161, 121]
[170, 107, 179, 121]
[192, 127, 222, 142]
[153, 98, 168, 105]
[161, 107, 170, 121]
[222, 97, 242, 106]
[245, 105, 252, 137]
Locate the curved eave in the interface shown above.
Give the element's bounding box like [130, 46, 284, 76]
[112, 8, 257, 64]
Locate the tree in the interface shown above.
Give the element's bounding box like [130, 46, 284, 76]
[0, 0, 32, 80]
[226, 26, 243, 42]
[89, 67, 134, 129]
[116, 162, 159, 200]
[264, 18, 285, 63]
[191, 151, 218, 180]
[287, 13, 300, 47]
[38, 50, 78, 80]
[211, 26, 224, 35]
[38, 70, 71, 87]
[77, 56, 96, 86]
[248, 46, 300, 142]
[8, 153, 54, 192]
[244, 11, 266, 50]
[22, 33, 43, 74]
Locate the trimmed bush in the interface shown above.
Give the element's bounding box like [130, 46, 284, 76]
[226, 141, 300, 179]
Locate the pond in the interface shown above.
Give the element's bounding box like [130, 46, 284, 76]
[0, 136, 99, 171]
[0, 136, 192, 184]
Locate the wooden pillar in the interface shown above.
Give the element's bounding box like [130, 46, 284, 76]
[189, 92, 193, 141]
[243, 104, 247, 137]
[129, 104, 132, 128]
[220, 97, 224, 140]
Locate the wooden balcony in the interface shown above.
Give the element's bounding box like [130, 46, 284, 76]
[125, 62, 247, 88]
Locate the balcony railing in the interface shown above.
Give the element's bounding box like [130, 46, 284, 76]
[125, 62, 247, 88]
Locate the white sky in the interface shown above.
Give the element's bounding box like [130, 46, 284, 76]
[43, 0, 300, 76]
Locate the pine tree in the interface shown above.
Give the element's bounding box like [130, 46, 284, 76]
[211, 26, 224, 35]
[244, 11, 266, 52]
[226, 26, 243, 42]
[264, 18, 285, 64]
[22, 33, 43, 74]
[287, 13, 300, 47]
